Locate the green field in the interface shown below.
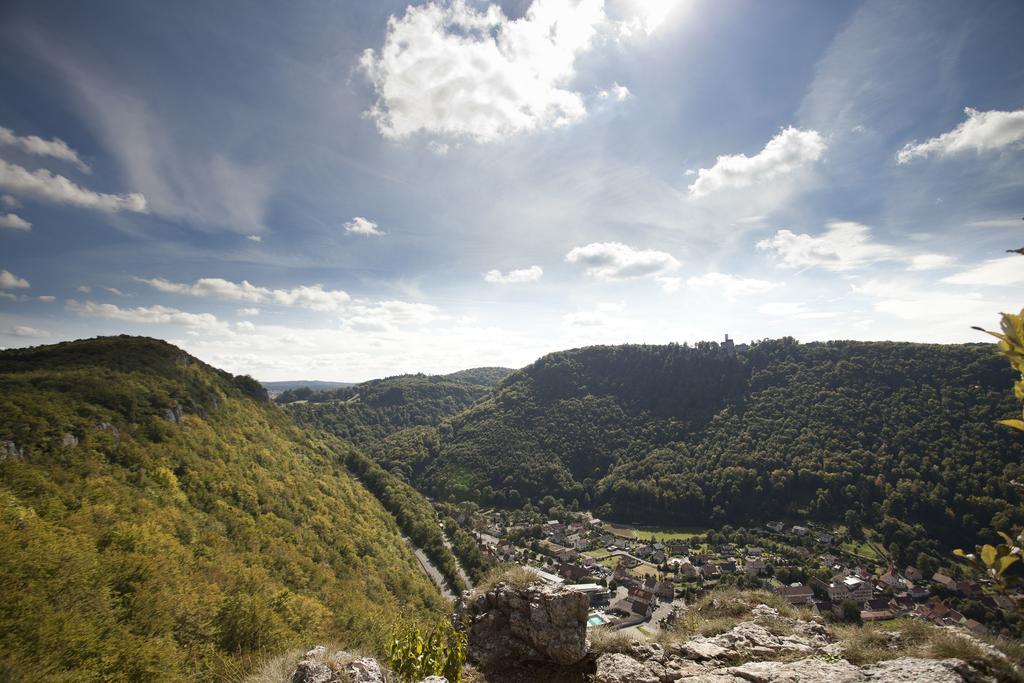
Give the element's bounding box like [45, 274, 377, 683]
[841, 540, 884, 561]
[602, 521, 709, 541]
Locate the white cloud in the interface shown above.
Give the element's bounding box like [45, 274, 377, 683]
[657, 276, 682, 293]
[758, 301, 837, 319]
[271, 284, 353, 312]
[0, 125, 90, 173]
[941, 255, 1024, 287]
[142, 274, 354, 313]
[0, 213, 31, 231]
[105, 287, 128, 297]
[344, 216, 385, 236]
[484, 265, 544, 284]
[76, 285, 92, 293]
[67, 300, 228, 332]
[565, 241, 680, 281]
[612, 0, 682, 36]
[246, 234, 262, 242]
[563, 302, 624, 327]
[237, 307, 260, 317]
[757, 221, 951, 272]
[688, 127, 826, 198]
[0, 159, 146, 213]
[235, 321, 256, 333]
[1, 194, 21, 208]
[140, 276, 355, 313]
[907, 253, 954, 271]
[597, 82, 631, 101]
[360, 0, 606, 142]
[965, 218, 1024, 229]
[897, 107, 1024, 163]
[427, 141, 450, 156]
[0, 270, 30, 289]
[854, 279, 1007, 327]
[1, 325, 49, 338]
[141, 277, 268, 302]
[37, 295, 55, 302]
[343, 300, 440, 332]
[686, 272, 780, 300]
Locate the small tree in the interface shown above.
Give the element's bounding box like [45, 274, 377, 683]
[955, 254, 1024, 596]
[839, 599, 862, 624]
[387, 619, 467, 683]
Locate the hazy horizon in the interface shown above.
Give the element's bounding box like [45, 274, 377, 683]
[1, 0, 1022, 381]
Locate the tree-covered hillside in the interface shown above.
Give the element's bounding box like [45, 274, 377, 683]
[281, 370, 509, 448]
[422, 339, 1023, 562]
[441, 367, 512, 387]
[0, 337, 444, 681]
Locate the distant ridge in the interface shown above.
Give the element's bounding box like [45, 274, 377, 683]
[261, 379, 355, 396]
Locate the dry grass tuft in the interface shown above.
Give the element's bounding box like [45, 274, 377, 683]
[588, 629, 634, 655]
[665, 588, 812, 641]
[471, 565, 543, 596]
[243, 643, 376, 683]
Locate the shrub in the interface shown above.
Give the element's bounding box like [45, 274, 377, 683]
[386, 620, 466, 683]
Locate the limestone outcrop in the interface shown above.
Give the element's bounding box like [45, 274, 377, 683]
[590, 605, 1006, 683]
[289, 646, 445, 683]
[456, 581, 590, 667]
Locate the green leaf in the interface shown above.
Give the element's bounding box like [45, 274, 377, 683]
[982, 544, 998, 566]
[996, 555, 1020, 574]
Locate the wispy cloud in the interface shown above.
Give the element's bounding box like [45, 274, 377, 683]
[0, 159, 146, 212]
[139, 276, 352, 312]
[687, 272, 780, 300]
[0, 213, 31, 231]
[563, 302, 625, 327]
[484, 266, 543, 284]
[138, 275, 442, 331]
[67, 299, 228, 332]
[1, 324, 49, 338]
[942, 255, 1024, 286]
[758, 301, 837, 319]
[758, 221, 952, 272]
[897, 107, 1024, 163]
[0, 125, 90, 173]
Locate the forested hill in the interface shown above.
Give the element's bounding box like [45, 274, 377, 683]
[0, 336, 444, 680]
[423, 339, 1023, 559]
[261, 379, 354, 397]
[281, 368, 511, 448]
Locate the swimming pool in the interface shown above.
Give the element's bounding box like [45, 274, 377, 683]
[587, 613, 610, 627]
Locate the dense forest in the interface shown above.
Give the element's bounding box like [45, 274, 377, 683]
[282, 369, 510, 449]
[0, 337, 446, 680]
[413, 340, 1023, 565]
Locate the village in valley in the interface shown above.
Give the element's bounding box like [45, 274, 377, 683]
[442, 504, 1020, 639]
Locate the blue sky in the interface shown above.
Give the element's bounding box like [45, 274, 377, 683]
[0, 0, 1022, 380]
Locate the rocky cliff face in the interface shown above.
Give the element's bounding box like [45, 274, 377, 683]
[281, 594, 1018, 683]
[456, 581, 590, 667]
[590, 605, 1011, 683]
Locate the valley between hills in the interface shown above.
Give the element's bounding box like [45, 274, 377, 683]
[2, 332, 1023, 681]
